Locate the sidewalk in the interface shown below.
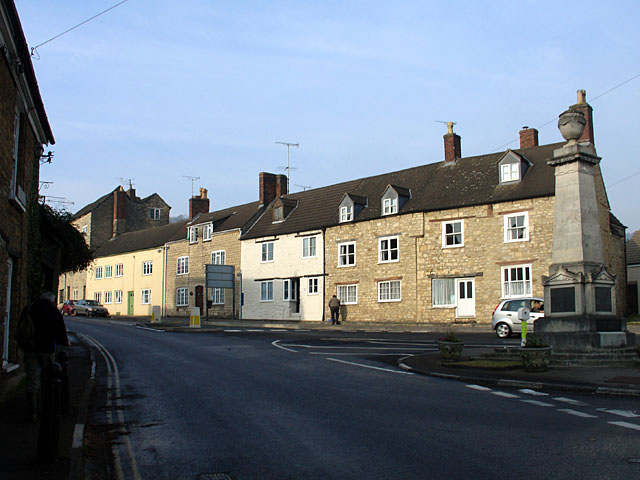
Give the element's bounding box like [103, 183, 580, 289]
[0, 332, 93, 480]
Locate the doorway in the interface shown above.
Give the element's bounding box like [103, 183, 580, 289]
[127, 291, 134, 315]
[195, 285, 204, 313]
[455, 278, 475, 317]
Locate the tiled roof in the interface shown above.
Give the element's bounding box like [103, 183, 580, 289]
[72, 189, 116, 220]
[187, 201, 263, 233]
[242, 142, 561, 240]
[95, 220, 188, 257]
[628, 230, 640, 266]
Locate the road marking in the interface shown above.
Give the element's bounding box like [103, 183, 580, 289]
[270, 329, 288, 332]
[491, 391, 520, 398]
[554, 397, 589, 406]
[466, 385, 492, 391]
[310, 352, 416, 356]
[135, 325, 165, 332]
[558, 409, 597, 418]
[521, 400, 554, 407]
[72, 424, 85, 448]
[519, 389, 549, 396]
[597, 409, 640, 418]
[327, 357, 413, 374]
[223, 329, 242, 333]
[247, 329, 264, 332]
[272, 340, 298, 353]
[609, 421, 640, 431]
[280, 343, 429, 351]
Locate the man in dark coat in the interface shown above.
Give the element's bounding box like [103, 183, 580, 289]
[19, 291, 70, 422]
[328, 295, 341, 325]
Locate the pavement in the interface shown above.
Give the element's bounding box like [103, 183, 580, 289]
[0, 317, 638, 479]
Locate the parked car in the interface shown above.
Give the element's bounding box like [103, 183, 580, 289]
[491, 297, 544, 338]
[74, 299, 110, 317]
[60, 300, 76, 315]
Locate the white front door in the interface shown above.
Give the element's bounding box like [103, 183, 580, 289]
[455, 278, 475, 318]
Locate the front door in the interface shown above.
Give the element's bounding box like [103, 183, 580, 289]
[127, 291, 134, 315]
[195, 285, 204, 313]
[455, 278, 475, 317]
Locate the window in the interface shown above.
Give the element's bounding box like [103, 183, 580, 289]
[95, 266, 103, 279]
[261, 242, 274, 262]
[340, 205, 353, 223]
[273, 207, 283, 222]
[502, 265, 532, 298]
[202, 223, 212, 241]
[261, 281, 274, 301]
[432, 278, 456, 306]
[504, 212, 529, 242]
[115, 290, 123, 304]
[211, 288, 224, 305]
[81, 225, 88, 236]
[378, 236, 399, 263]
[104, 291, 112, 304]
[211, 250, 226, 265]
[73, 289, 78, 300]
[177, 256, 189, 275]
[308, 277, 319, 295]
[9, 110, 26, 210]
[501, 163, 520, 183]
[302, 236, 317, 258]
[149, 208, 161, 220]
[442, 220, 463, 248]
[176, 287, 189, 306]
[383, 197, 398, 215]
[189, 227, 198, 244]
[337, 284, 358, 304]
[378, 280, 401, 302]
[141, 289, 151, 304]
[142, 261, 153, 275]
[283, 279, 297, 301]
[105, 265, 112, 278]
[338, 241, 356, 267]
[94, 292, 101, 303]
[115, 264, 123, 277]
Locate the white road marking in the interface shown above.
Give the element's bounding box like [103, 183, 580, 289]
[271, 340, 298, 353]
[270, 329, 288, 332]
[223, 329, 242, 333]
[597, 409, 640, 418]
[519, 389, 549, 396]
[609, 421, 640, 431]
[554, 397, 589, 406]
[491, 391, 520, 398]
[310, 352, 416, 356]
[558, 409, 597, 418]
[327, 357, 413, 374]
[247, 329, 264, 332]
[280, 343, 429, 351]
[466, 385, 492, 391]
[135, 325, 165, 332]
[521, 400, 554, 407]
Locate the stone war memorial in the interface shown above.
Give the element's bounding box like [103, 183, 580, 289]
[536, 91, 636, 359]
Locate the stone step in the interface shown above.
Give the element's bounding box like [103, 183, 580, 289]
[482, 348, 640, 367]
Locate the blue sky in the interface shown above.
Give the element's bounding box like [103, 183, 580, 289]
[15, 0, 640, 233]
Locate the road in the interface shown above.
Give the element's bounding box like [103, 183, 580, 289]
[68, 318, 640, 480]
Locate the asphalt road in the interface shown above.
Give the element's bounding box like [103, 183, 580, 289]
[68, 318, 640, 480]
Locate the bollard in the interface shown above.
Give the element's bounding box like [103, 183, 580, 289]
[56, 350, 70, 415]
[37, 362, 62, 462]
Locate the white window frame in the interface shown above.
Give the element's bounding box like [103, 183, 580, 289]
[273, 206, 284, 222]
[260, 281, 274, 302]
[141, 289, 151, 304]
[211, 250, 226, 265]
[95, 266, 103, 279]
[114, 290, 123, 304]
[210, 288, 224, 305]
[81, 225, 88, 236]
[176, 287, 189, 306]
[261, 242, 274, 262]
[502, 264, 532, 299]
[105, 265, 112, 278]
[501, 163, 520, 183]
[94, 292, 101, 303]
[189, 227, 198, 244]
[378, 236, 399, 263]
[142, 261, 153, 275]
[302, 236, 317, 258]
[382, 197, 398, 215]
[337, 284, 358, 305]
[338, 241, 356, 267]
[203, 223, 213, 241]
[282, 279, 297, 301]
[504, 212, 529, 242]
[73, 289, 79, 300]
[115, 263, 123, 277]
[442, 220, 464, 248]
[149, 208, 161, 220]
[340, 205, 353, 223]
[378, 280, 401, 302]
[177, 256, 189, 275]
[307, 277, 319, 295]
[104, 291, 112, 304]
[432, 278, 456, 307]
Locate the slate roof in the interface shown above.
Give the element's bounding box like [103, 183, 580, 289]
[187, 201, 263, 234]
[72, 188, 171, 220]
[95, 220, 188, 257]
[628, 230, 640, 266]
[242, 142, 562, 240]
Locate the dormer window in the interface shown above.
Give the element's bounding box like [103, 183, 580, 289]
[274, 206, 284, 222]
[381, 185, 410, 216]
[498, 150, 530, 184]
[338, 193, 366, 223]
[340, 205, 353, 222]
[202, 223, 213, 241]
[189, 226, 198, 243]
[383, 197, 397, 215]
[501, 163, 519, 182]
[272, 198, 297, 223]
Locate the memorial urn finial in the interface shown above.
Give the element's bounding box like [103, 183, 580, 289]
[558, 109, 586, 144]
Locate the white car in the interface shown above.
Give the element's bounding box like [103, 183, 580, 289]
[491, 297, 544, 338]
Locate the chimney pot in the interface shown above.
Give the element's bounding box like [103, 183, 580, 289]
[569, 89, 594, 144]
[519, 127, 539, 149]
[189, 187, 210, 219]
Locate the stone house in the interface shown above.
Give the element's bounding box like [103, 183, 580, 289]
[1, 0, 55, 375]
[627, 230, 640, 316]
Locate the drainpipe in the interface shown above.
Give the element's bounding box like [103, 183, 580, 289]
[322, 227, 326, 322]
[162, 244, 167, 317]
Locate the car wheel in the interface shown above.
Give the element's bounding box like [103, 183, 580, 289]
[495, 322, 512, 338]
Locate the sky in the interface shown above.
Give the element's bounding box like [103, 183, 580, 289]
[14, 0, 640, 233]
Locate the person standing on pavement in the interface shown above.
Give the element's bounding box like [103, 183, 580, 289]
[328, 295, 341, 325]
[17, 291, 70, 423]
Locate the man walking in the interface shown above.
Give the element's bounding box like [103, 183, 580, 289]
[328, 294, 341, 325]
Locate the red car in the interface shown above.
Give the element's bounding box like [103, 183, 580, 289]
[60, 300, 76, 315]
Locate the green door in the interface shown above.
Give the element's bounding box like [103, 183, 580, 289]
[127, 291, 134, 315]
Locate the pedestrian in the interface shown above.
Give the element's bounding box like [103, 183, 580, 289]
[328, 294, 341, 325]
[17, 291, 70, 423]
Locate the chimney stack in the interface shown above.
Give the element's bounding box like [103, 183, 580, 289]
[569, 89, 594, 144]
[260, 172, 288, 206]
[443, 121, 461, 165]
[276, 174, 288, 198]
[519, 126, 539, 149]
[112, 187, 127, 238]
[189, 187, 210, 219]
